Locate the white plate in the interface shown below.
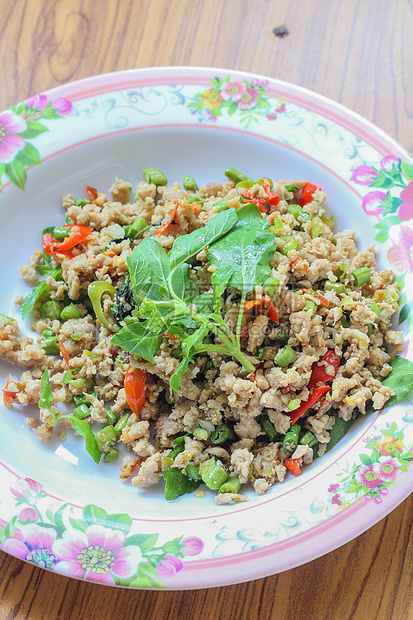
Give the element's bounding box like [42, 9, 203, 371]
[0, 67, 412, 589]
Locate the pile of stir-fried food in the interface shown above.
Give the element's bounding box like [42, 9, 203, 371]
[1, 168, 412, 504]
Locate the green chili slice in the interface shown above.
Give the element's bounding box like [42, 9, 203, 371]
[275, 345, 296, 367]
[211, 426, 230, 445]
[87, 281, 118, 331]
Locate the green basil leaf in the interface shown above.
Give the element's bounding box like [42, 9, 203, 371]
[377, 357, 413, 409]
[21, 279, 51, 319]
[127, 238, 170, 302]
[208, 204, 277, 293]
[211, 265, 233, 312]
[325, 410, 352, 452]
[71, 418, 102, 464]
[169, 208, 238, 272]
[111, 321, 158, 363]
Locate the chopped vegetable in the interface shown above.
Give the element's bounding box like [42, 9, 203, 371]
[244, 296, 279, 323]
[154, 201, 179, 236]
[87, 281, 117, 331]
[275, 345, 295, 368]
[183, 176, 198, 192]
[124, 366, 146, 417]
[352, 267, 371, 286]
[200, 458, 229, 490]
[42, 224, 91, 256]
[143, 168, 168, 186]
[283, 423, 300, 456]
[308, 351, 340, 387]
[224, 168, 253, 184]
[284, 457, 302, 476]
[288, 385, 330, 424]
[298, 182, 319, 207]
[219, 477, 241, 494]
[211, 425, 230, 445]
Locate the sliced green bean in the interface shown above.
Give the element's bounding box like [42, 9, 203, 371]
[352, 267, 371, 286]
[224, 168, 253, 184]
[72, 404, 91, 420]
[259, 415, 279, 442]
[41, 336, 60, 356]
[269, 220, 283, 233]
[285, 184, 299, 192]
[143, 168, 168, 186]
[124, 216, 149, 241]
[75, 198, 90, 207]
[311, 216, 325, 238]
[103, 449, 119, 463]
[200, 458, 229, 490]
[274, 236, 298, 255]
[106, 408, 117, 425]
[96, 425, 118, 452]
[275, 345, 296, 367]
[114, 411, 132, 433]
[324, 281, 346, 295]
[73, 391, 97, 407]
[219, 476, 241, 494]
[214, 199, 229, 212]
[61, 304, 82, 321]
[283, 423, 301, 456]
[183, 176, 198, 192]
[300, 430, 318, 448]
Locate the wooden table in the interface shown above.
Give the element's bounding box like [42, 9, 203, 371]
[0, 1, 412, 618]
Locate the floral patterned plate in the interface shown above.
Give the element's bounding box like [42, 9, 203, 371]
[0, 67, 412, 589]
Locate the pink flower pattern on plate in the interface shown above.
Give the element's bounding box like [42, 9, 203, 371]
[387, 222, 413, 272]
[398, 182, 413, 221]
[238, 87, 259, 110]
[10, 477, 43, 500]
[351, 165, 378, 185]
[181, 537, 204, 556]
[355, 463, 382, 489]
[222, 81, 245, 102]
[156, 554, 184, 577]
[2, 524, 57, 569]
[378, 456, 400, 482]
[362, 191, 386, 215]
[0, 110, 27, 164]
[53, 524, 142, 585]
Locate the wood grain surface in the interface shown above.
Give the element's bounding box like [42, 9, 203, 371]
[0, 1, 412, 618]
